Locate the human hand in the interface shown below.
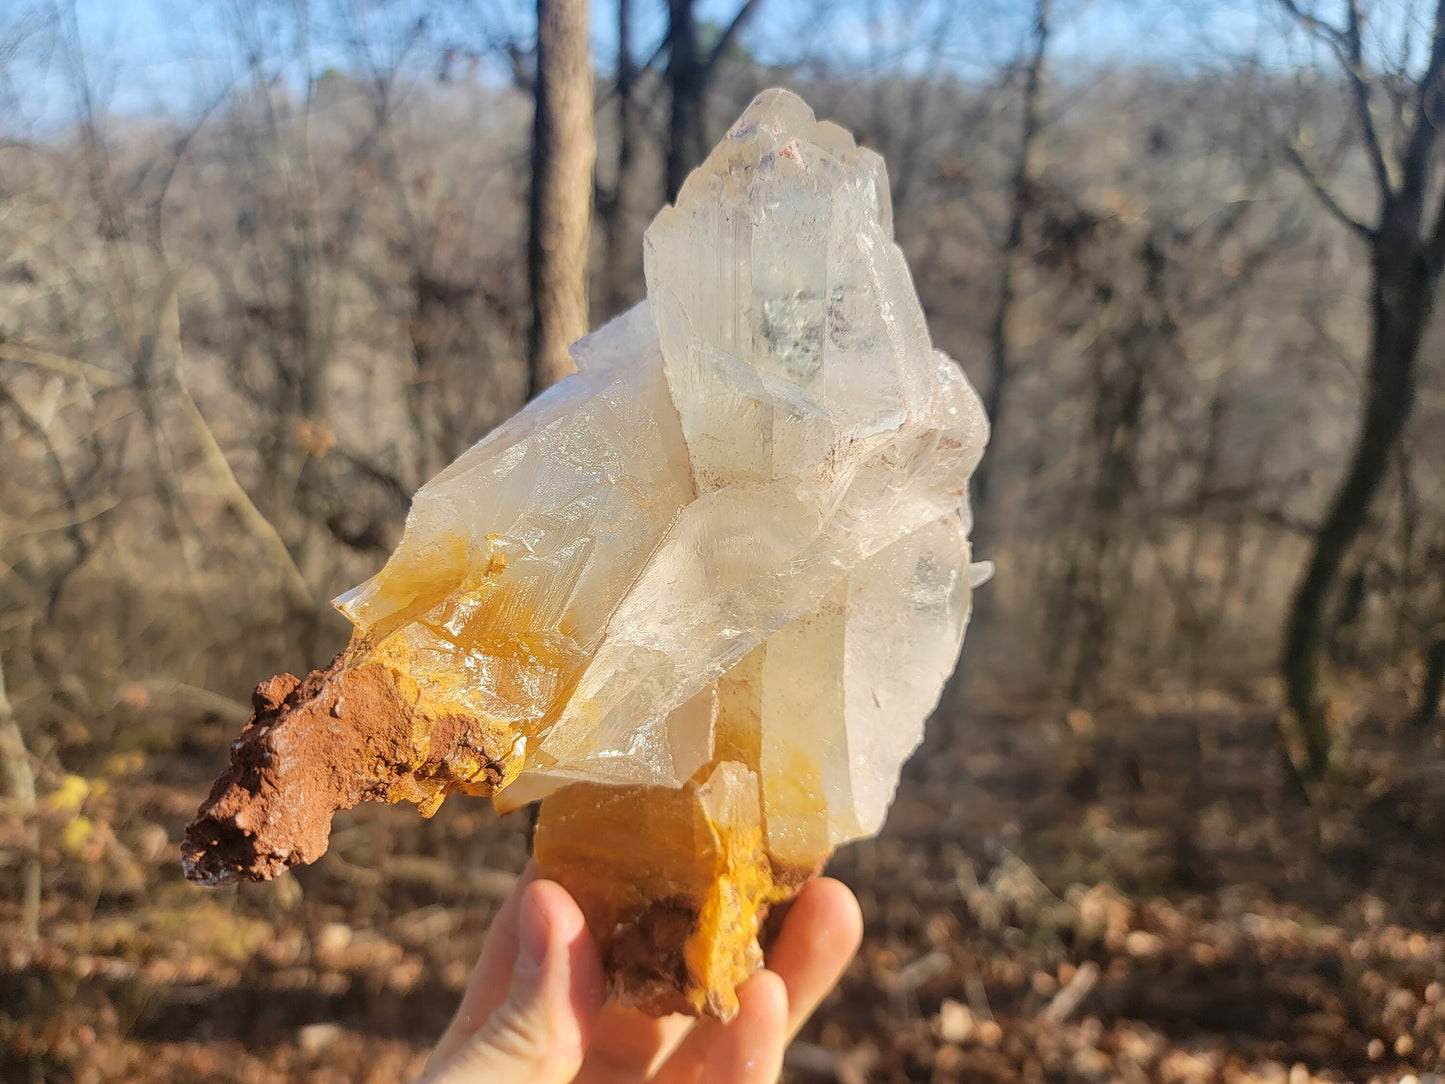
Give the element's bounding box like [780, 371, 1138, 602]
[420, 863, 863, 1084]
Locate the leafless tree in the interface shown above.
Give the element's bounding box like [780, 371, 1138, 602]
[1271, 0, 1445, 777]
[972, 0, 1051, 527]
[662, 0, 762, 201]
[598, 0, 641, 316]
[527, 0, 595, 393]
[5, 0, 1442, 806]
[1419, 629, 1445, 726]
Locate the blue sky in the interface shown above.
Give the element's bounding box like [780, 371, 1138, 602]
[0, 0, 1423, 131]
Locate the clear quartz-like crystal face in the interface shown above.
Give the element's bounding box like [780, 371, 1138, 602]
[338, 89, 989, 863]
[644, 89, 929, 493]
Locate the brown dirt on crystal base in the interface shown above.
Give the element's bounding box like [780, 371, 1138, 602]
[181, 652, 508, 886]
[534, 772, 798, 1019]
[5, 684, 1445, 1083]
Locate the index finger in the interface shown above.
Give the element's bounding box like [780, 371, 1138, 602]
[763, 877, 863, 1039]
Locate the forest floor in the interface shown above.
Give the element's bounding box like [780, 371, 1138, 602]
[2, 676, 1443, 1084]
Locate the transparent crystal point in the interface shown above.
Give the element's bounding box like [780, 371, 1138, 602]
[334, 88, 988, 864]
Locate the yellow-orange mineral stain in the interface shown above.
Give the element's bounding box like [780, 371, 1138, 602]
[534, 761, 792, 1020]
[190, 528, 833, 1018]
[239, 531, 833, 1021]
[345, 532, 589, 803]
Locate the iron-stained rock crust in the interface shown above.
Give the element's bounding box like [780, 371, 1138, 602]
[605, 895, 703, 1017]
[181, 653, 503, 886]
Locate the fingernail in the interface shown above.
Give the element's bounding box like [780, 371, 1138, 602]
[515, 888, 550, 985]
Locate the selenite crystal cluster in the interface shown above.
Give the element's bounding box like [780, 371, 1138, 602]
[182, 88, 990, 1019]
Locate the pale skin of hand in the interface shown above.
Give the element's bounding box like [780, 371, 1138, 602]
[419, 862, 863, 1084]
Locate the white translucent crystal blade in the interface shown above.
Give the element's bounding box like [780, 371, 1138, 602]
[334, 303, 696, 757]
[752, 517, 973, 866]
[644, 88, 928, 499]
[695, 758, 761, 838]
[493, 683, 718, 813]
[757, 582, 847, 867]
[539, 357, 984, 784]
[567, 301, 656, 374]
[330, 89, 990, 853]
[839, 516, 974, 837]
[534, 89, 987, 801]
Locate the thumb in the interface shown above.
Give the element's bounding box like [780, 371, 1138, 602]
[421, 880, 605, 1084]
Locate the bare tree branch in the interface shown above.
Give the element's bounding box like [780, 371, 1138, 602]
[973, 0, 1051, 519]
[0, 340, 124, 389]
[1274, 0, 1393, 195]
[1, 494, 119, 538]
[1408, 0, 1445, 259]
[333, 444, 413, 507]
[0, 382, 93, 612]
[1343, 0, 1396, 195]
[1273, 0, 1347, 45]
[136, 679, 252, 725]
[152, 285, 316, 614]
[1279, 138, 1375, 238]
[701, 0, 761, 79]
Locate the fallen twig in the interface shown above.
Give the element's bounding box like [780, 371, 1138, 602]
[135, 680, 252, 725]
[890, 949, 953, 995]
[784, 1041, 878, 1084]
[152, 285, 315, 615]
[385, 855, 519, 901]
[0, 339, 124, 389]
[1039, 960, 1099, 1024]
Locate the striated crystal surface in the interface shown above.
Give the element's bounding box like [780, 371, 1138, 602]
[522, 90, 989, 832]
[183, 88, 988, 1020]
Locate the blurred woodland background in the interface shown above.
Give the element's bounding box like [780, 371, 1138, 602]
[1, 0, 1444, 1081]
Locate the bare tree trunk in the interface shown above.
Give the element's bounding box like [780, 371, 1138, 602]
[930, 0, 1050, 746]
[972, 0, 1050, 530]
[1416, 633, 1445, 728]
[1070, 351, 1148, 704]
[1270, 0, 1445, 778]
[0, 385, 93, 618]
[663, 0, 761, 203]
[132, 282, 325, 659]
[527, 0, 595, 396]
[600, 0, 638, 316]
[1283, 238, 1435, 777]
[0, 657, 40, 946]
[664, 0, 704, 204]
